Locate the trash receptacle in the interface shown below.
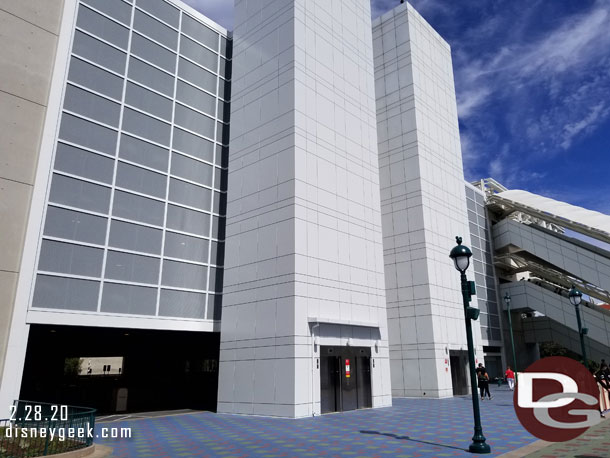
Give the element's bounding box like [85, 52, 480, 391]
[114, 388, 128, 412]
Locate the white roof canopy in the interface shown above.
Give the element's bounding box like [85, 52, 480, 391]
[489, 189, 610, 245]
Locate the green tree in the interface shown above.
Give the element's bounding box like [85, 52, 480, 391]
[64, 357, 82, 377]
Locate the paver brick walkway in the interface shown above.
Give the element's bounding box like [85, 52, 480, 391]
[524, 415, 610, 458]
[95, 386, 536, 457]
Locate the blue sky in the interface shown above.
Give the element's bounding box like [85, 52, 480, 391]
[185, 0, 610, 215]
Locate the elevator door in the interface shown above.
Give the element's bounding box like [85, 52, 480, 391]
[320, 355, 341, 413]
[356, 356, 372, 408]
[320, 346, 372, 413]
[450, 350, 469, 395]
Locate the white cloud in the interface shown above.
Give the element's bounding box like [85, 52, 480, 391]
[516, 7, 610, 78]
[455, 3, 610, 117]
[560, 102, 610, 149]
[456, 86, 491, 119]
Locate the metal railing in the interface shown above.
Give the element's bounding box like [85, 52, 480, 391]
[0, 400, 96, 457]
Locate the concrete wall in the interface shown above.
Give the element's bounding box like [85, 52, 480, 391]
[0, 0, 65, 394]
[500, 281, 610, 352]
[521, 316, 607, 365]
[218, 0, 391, 417]
[373, 3, 482, 398]
[493, 218, 610, 293]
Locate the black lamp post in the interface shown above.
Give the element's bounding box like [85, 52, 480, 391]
[449, 236, 491, 454]
[504, 293, 518, 382]
[568, 285, 588, 370]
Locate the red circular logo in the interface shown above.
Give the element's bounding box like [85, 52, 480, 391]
[514, 356, 600, 441]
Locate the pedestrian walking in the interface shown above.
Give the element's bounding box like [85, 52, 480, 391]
[478, 369, 492, 400]
[505, 366, 515, 391]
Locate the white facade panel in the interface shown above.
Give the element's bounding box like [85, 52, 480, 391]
[219, 0, 391, 417]
[374, 3, 483, 398]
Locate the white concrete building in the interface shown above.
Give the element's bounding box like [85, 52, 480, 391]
[373, 4, 483, 398]
[2, 0, 610, 420]
[218, 0, 391, 417]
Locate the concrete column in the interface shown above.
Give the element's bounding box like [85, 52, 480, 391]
[218, 0, 391, 417]
[0, 0, 66, 414]
[373, 3, 483, 398]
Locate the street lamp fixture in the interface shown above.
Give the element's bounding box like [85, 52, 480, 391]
[568, 285, 588, 370]
[449, 236, 491, 454]
[504, 293, 518, 383]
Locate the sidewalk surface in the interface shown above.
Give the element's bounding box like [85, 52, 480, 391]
[523, 414, 610, 458]
[95, 386, 538, 457]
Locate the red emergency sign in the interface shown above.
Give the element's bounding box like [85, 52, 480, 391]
[345, 359, 351, 378]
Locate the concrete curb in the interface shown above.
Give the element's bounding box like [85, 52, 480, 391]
[496, 439, 550, 457]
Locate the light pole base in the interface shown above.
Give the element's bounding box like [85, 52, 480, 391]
[469, 440, 491, 454]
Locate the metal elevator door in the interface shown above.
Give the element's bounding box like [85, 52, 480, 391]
[320, 355, 341, 413]
[356, 356, 372, 408]
[320, 346, 372, 413]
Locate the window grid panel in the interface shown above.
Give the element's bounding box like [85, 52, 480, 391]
[177, 76, 227, 102]
[177, 58, 217, 95]
[203, 29, 222, 320]
[121, 107, 171, 146]
[43, 207, 108, 245]
[155, 9, 182, 317]
[96, 3, 136, 313]
[101, 282, 157, 315]
[124, 81, 173, 121]
[135, 0, 179, 29]
[115, 160, 168, 199]
[179, 34, 218, 74]
[61, 109, 119, 134]
[32, 275, 100, 312]
[38, 1, 230, 320]
[107, 280, 205, 294]
[36, 271, 107, 283]
[164, 230, 209, 264]
[174, 99, 216, 124]
[54, 142, 115, 184]
[81, 0, 133, 26]
[133, 8, 178, 50]
[52, 162, 115, 190]
[67, 57, 124, 101]
[170, 152, 214, 186]
[59, 112, 118, 156]
[73, 26, 130, 55]
[174, 103, 215, 139]
[76, 4, 130, 49]
[105, 250, 160, 284]
[49, 173, 112, 214]
[72, 30, 127, 75]
[175, 80, 216, 118]
[181, 14, 218, 52]
[108, 218, 163, 255]
[171, 127, 215, 164]
[158, 289, 207, 319]
[38, 240, 105, 277]
[161, 259, 208, 290]
[168, 177, 212, 212]
[63, 84, 122, 127]
[121, 102, 173, 126]
[118, 133, 169, 172]
[127, 56, 174, 96]
[42, 235, 106, 250]
[130, 31, 176, 73]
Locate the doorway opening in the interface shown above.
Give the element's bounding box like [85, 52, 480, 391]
[320, 346, 371, 413]
[20, 325, 220, 414]
[449, 350, 469, 395]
